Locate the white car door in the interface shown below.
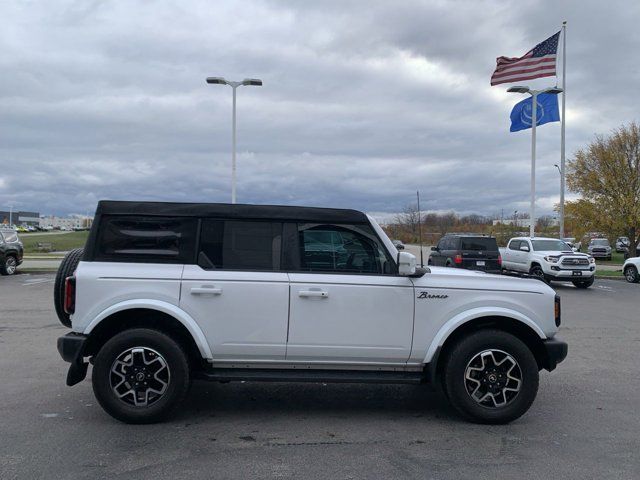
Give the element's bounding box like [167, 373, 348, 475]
[286, 223, 414, 364]
[503, 239, 520, 270]
[180, 219, 289, 362]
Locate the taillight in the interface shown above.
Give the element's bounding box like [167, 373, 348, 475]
[454, 254, 463, 264]
[497, 254, 502, 266]
[64, 276, 76, 315]
[554, 295, 561, 327]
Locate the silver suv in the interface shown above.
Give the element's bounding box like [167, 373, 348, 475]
[587, 238, 612, 260]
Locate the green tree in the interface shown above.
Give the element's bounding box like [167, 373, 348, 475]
[567, 122, 640, 254]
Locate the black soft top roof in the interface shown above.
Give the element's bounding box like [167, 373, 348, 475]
[95, 200, 369, 224]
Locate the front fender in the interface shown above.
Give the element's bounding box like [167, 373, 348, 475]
[83, 299, 212, 359]
[423, 306, 546, 364]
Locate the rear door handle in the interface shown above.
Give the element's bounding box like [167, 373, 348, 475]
[190, 286, 223, 295]
[298, 290, 329, 298]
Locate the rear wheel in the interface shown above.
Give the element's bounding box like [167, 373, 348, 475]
[92, 328, 191, 424]
[0, 255, 17, 275]
[442, 329, 539, 424]
[624, 265, 639, 283]
[572, 276, 595, 289]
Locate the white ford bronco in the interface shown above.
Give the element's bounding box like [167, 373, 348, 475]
[501, 236, 596, 288]
[56, 201, 567, 424]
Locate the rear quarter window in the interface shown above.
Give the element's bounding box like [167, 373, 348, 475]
[95, 215, 197, 263]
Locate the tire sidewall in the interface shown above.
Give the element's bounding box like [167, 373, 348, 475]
[624, 265, 639, 283]
[1, 255, 17, 275]
[92, 328, 190, 424]
[443, 330, 539, 424]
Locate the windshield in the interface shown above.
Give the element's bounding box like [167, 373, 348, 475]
[531, 239, 572, 252]
[591, 239, 610, 246]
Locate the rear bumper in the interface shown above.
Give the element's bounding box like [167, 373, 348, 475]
[540, 338, 568, 371]
[57, 332, 89, 386]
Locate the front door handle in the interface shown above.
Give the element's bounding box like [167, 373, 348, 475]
[190, 286, 223, 295]
[298, 290, 329, 298]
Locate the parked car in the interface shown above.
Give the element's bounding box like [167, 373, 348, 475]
[0, 228, 24, 275]
[428, 234, 501, 273]
[56, 200, 566, 425]
[622, 256, 640, 283]
[615, 237, 630, 253]
[392, 239, 405, 250]
[501, 237, 596, 288]
[587, 238, 612, 260]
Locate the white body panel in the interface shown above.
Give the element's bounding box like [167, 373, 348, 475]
[287, 273, 414, 363]
[180, 265, 290, 361]
[408, 267, 553, 364]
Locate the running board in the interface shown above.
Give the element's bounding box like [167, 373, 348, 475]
[195, 368, 426, 385]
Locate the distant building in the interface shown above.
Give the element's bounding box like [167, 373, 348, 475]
[39, 215, 92, 229]
[0, 210, 40, 226]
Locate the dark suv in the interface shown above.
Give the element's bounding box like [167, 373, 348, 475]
[428, 234, 501, 273]
[0, 228, 24, 275]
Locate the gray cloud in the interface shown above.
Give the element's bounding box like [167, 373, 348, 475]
[1, 0, 638, 218]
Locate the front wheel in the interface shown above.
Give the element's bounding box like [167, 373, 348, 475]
[529, 265, 547, 283]
[572, 276, 595, 289]
[0, 255, 18, 275]
[92, 328, 191, 424]
[442, 329, 539, 424]
[624, 265, 640, 283]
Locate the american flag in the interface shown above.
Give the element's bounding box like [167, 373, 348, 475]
[491, 32, 560, 86]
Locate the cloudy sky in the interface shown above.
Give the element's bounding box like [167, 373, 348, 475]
[1, 0, 639, 219]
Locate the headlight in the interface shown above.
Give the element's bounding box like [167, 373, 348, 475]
[589, 256, 596, 264]
[544, 256, 559, 263]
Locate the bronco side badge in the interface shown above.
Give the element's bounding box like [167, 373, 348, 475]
[417, 291, 449, 299]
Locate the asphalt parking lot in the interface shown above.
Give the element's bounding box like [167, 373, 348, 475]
[1, 274, 638, 479]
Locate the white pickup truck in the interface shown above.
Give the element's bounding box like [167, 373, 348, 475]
[55, 201, 567, 425]
[501, 237, 596, 288]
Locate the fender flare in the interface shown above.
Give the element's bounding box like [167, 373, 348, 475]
[84, 299, 212, 359]
[423, 306, 546, 365]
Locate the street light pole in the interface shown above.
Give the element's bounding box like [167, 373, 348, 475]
[206, 77, 263, 204]
[554, 164, 563, 237]
[507, 85, 563, 238]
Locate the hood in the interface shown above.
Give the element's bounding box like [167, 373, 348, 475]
[419, 266, 554, 294]
[536, 250, 588, 257]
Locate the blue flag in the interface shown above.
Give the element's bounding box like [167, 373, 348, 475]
[510, 93, 560, 132]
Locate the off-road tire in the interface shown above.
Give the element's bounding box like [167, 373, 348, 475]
[92, 328, 191, 424]
[572, 276, 595, 289]
[442, 329, 539, 424]
[54, 248, 84, 327]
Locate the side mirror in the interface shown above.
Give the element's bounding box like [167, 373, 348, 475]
[520, 245, 530, 252]
[431, 246, 438, 251]
[397, 251, 417, 276]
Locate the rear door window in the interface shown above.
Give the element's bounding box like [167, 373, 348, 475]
[96, 216, 197, 263]
[198, 220, 282, 271]
[508, 240, 521, 250]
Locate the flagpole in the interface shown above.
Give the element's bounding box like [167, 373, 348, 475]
[530, 91, 537, 238]
[559, 21, 567, 239]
